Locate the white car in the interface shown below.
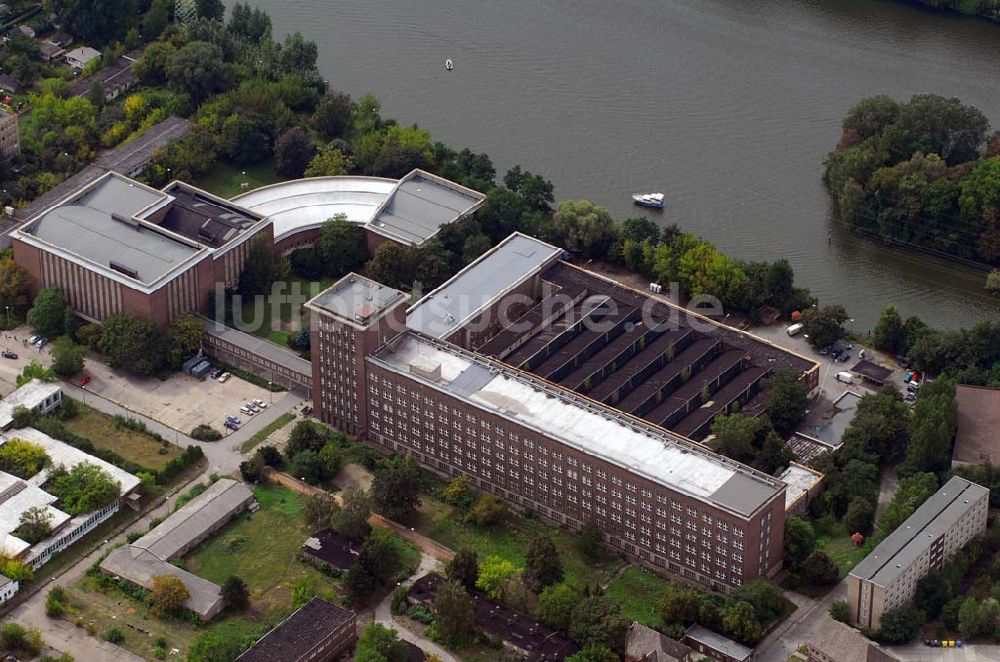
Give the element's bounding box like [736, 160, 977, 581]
[253, 398, 267, 409]
[240, 405, 255, 416]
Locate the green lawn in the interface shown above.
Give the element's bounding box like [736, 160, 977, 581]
[184, 484, 334, 616]
[194, 161, 283, 199]
[603, 566, 673, 629]
[415, 496, 623, 590]
[241, 412, 295, 453]
[813, 515, 867, 576]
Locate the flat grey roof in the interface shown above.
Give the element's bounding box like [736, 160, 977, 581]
[850, 476, 988, 587]
[306, 273, 407, 328]
[20, 173, 202, 285]
[802, 390, 860, 449]
[684, 625, 753, 661]
[407, 232, 562, 339]
[100, 546, 224, 619]
[95, 116, 192, 175]
[200, 317, 312, 378]
[131, 478, 252, 561]
[371, 332, 783, 518]
[371, 170, 485, 244]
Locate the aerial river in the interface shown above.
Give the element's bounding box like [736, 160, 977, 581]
[251, 0, 1000, 331]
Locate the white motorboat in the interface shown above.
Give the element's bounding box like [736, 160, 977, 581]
[445, 59, 454, 71]
[632, 192, 664, 209]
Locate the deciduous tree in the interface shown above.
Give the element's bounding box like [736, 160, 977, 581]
[370, 454, 421, 521]
[476, 555, 516, 600]
[445, 549, 479, 591]
[535, 583, 577, 632]
[27, 287, 69, 338]
[274, 127, 314, 178]
[149, 575, 190, 617]
[433, 581, 475, 644]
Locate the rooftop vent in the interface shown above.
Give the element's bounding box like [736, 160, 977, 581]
[109, 260, 139, 279]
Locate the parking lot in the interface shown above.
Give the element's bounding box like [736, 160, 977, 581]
[0, 326, 290, 436]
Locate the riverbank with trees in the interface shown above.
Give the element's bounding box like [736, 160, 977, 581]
[824, 94, 1000, 292]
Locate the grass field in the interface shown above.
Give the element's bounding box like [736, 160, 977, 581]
[63, 404, 183, 471]
[241, 412, 295, 453]
[813, 515, 867, 576]
[415, 496, 623, 590]
[66, 484, 344, 660]
[604, 566, 673, 629]
[194, 161, 282, 199]
[184, 484, 338, 616]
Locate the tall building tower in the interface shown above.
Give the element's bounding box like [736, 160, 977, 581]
[305, 273, 408, 437]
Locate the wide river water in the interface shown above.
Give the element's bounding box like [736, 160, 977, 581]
[250, 0, 1000, 331]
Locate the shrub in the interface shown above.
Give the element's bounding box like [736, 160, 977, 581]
[0, 623, 43, 657]
[189, 424, 222, 441]
[0, 438, 50, 478]
[407, 603, 434, 624]
[465, 494, 509, 527]
[103, 626, 125, 644]
[45, 586, 67, 617]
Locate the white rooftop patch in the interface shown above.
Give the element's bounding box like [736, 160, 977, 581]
[232, 169, 485, 247]
[0, 470, 69, 557]
[232, 176, 397, 243]
[778, 463, 823, 510]
[374, 333, 782, 516]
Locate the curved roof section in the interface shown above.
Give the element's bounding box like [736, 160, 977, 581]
[231, 176, 397, 243]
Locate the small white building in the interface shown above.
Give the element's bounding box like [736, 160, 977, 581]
[0, 427, 141, 569]
[0, 574, 17, 604]
[0, 379, 62, 430]
[64, 46, 101, 71]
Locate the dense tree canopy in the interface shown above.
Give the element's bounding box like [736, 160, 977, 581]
[826, 94, 999, 268]
[45, 462, 121, 515]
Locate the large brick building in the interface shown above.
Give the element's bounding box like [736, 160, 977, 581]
[305, 233, 821, 590]
[11, 172, 272, 328]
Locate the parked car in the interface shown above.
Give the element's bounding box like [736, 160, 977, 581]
[786, 323, 803, 336]
[218, 372, 231, 383]
[35, 337, 47, 349]
[301, 406, 312, 416]
[76, 373, 91, 386]
[1, 350, 17, 359]
[240, 405, 255, 416]
[837, 353, 850, 363]
[210, 368, 224, 380]
[253, 398, 267, 408]
[224, 420, 239, 431]
[226, 415, 241, 424]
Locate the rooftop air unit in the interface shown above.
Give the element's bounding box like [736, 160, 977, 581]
[109, 261, 139, 279]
